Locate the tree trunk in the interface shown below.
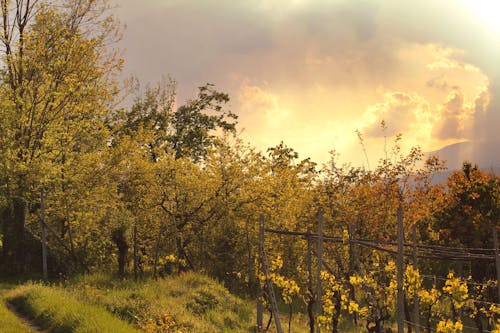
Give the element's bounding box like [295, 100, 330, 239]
[473, 307, 483, 333]
[306, 230, 315, 333]
[404, 296, 413, 333]
[331, 292, 341, 333]
[133, 224, 138, 280]
[176, 233, 190, 272]
[307, 291, 315, 333]
[1, 196, 26, 276]
[153, 222, 165, 280]
[111, 228, 129, 278]
[426, 306, 432, 333]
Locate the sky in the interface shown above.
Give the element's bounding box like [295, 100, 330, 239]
[113, 0, 500, 167]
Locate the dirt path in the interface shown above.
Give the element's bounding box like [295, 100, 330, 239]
[4, 301, 44, 332]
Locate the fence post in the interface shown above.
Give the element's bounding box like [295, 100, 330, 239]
[316, 209, 324, 333]
[307, 227, 315, 333]
[40, 186, 48, 280]
[493, 226, 500, 304]
[397, 202, 405, 333]
[412, 223, 419, 333]
[257, 217, 263, 332]
[259, 215, 283, 333]
[133, 222, 138, 280]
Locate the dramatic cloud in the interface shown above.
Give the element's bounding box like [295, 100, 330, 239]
[363, 92, 431, 138]
[114, 0, 500, 165]
[360, 43, 488, 154]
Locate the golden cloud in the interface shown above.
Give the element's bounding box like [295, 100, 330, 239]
[359, 43, 490, 159]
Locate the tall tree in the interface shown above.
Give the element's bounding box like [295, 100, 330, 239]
[0, 0, 122, 275]
[433, 162, 500, 280]
[119, 79, 237, 162]
[171, 84, 237, 161]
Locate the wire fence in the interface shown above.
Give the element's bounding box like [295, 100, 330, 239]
[258, 217, 500, 333]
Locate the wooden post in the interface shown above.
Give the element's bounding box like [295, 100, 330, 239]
[40, 187, 48, 280]
[307, 227, 315, 333]
[153, 222, 165, 280]
[64, 198, 77, 267]
[316, 209, 324, 333]
[307, 227, 313, 295]
[347, 223, 358, 325]
[457, 262, 464, 321]
[133, 223, 138, 280]
[412, 223, 419, 333]
[259, 215, 283, 333]
[246, 218, 261, 332]
[493, 227, 500, 304]
[257, 218, 263, 332]
[257, 286, 263, 332]
[397, 202, 405, 333]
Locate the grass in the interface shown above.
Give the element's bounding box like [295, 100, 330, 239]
[63, 272, 374, 333]
[0, 283, 37, 333]
[65, 272, 256, 333]
[5, 282, 140, 333]
[1, 272, 370, 332]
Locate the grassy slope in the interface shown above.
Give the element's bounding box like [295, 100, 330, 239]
[64, 272, 257, 333]
[65, 272, 333, 332]
[5, 283, 139, 333]
[0, 283, 36, 333]
[2, 273, 370, 333]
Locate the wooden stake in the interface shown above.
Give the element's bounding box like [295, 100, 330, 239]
[412, 223, 419, 333]
[153, 222, 165, 280]
[307, 227, 315, 333]
[397, 203, 405, 333]
[493, 227, 500, 304]
[257, 218, 263, 332]
[259, 215, 283, 333]
[133, 223, 138, 280]
[40, 186, 48, 280]
[316, 209, 324, 333]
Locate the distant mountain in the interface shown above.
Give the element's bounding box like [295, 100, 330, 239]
[426, 141, 500, 183]
[427, 141, 500, 170]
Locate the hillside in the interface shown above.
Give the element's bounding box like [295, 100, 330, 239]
[0, 273, 255, 333]
[428, 140, 500, 170]
[426, 140, 500, 183]
[0, 273, 330, 333]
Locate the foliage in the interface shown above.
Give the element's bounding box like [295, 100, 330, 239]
[436, 319, 463, 333]
[0, 0, 122, 275]
[0, 2, 498, 332]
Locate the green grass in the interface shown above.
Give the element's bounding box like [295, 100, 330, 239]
[63, 272, 375, 333]
[65, 272, 256, 333]
[0, 283, 36, 333]
[1, 273, 370, 333]
[5, 282, 140, 333]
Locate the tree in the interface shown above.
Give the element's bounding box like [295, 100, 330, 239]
[429, 162, 500, 332]
[433, 162, 500, 280]
[114, 76, 177, 161]
[0, 0, 122, 275]
[171, 84, 237, 161]
[118, 79, 238, 162]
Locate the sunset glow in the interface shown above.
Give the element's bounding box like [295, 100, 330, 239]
[463, 0, 500, 33]
[116, 0, 500, 167]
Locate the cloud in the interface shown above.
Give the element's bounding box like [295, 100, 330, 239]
[433, 90, 469, 140]
[360, 43, 489, 154]
[364, 92, 431, 138]
[472, 78, 499, 141]
[115, 0, 500, 164]
[430, 85, 490, 141]
[237, 84, 291, 129]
